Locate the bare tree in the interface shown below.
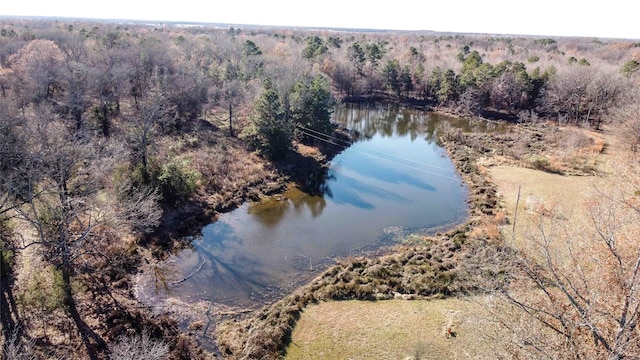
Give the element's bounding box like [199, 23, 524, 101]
[611, 88, 640, 153]
[0, 99, 32, 350]
[490, 71, 525, 113]
[129, 85, 175, 174]
[59, 59, 91, 133]
[1, 327, 58, 360]
[491, 159, 640, 359]
[110, 331, 169, 360]
[88, 43, 130, 137]
[9, 114, 156, 358]
[114, 177, 162, 235]
[214, 78, 245, 137]
[542, 68, 627, 127]
[12, 118, 113, 358]
[7, 39, 64, 107]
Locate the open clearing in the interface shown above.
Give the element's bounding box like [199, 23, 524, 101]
[285, 298, 497, 360]
[489, 165, 600, 250]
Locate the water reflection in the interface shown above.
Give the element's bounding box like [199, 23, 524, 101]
[333, 103, 509, 143]
[328, 172, 405, 209]
[248, 186, 327, 227]
[339, 151, 437, 192]
[137, 104, 510, 307]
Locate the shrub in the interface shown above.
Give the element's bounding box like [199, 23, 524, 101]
[111, 331, 169, 360]
[529, 155, 551, 171]
[157, 157, 203, 203]
[621, 60, 640, 77]
[16, 266, 65, 312]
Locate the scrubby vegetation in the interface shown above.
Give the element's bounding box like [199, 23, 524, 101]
[1, 16, 639, 360]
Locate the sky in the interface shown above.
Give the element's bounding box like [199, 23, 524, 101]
[1, 0, 639, 40]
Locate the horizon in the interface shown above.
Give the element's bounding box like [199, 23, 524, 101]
[1, 1, 639, 40]
[2, 14, 636, 41]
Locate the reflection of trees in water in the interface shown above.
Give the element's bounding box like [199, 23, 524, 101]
[290, 190, 327, 219]
[153, 224, 275, 305]
[248, 185, 329, 227]
[150, 261, 180, 294]
[333, 103, 508, 142]
[206, 251, 269, 301]
[247, 198, 290, 227]
[334, 103, 438, 141]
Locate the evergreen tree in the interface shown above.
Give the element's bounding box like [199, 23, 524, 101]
[302, 36, 328, 60]
[382, 60, 401, 98]
[290, 75, 336, 137]
[242, 78, 293, 160]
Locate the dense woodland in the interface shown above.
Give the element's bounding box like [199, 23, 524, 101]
[1, 18, 640, 359]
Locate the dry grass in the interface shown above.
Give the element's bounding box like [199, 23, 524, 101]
[489, 165, 599, 249]
[489, 126, 612, 254]
[286, 298, 498, 360]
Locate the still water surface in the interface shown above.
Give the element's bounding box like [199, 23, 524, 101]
[139, 105, 505, 307]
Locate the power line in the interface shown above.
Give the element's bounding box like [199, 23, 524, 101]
[295, 127, 462, 181]
[358, 150, 462, 181]
[295, 127, 348, 148]
[296, 124, 354, 148]
[355, 145, 457, 174]
[296, 125, 457, 175]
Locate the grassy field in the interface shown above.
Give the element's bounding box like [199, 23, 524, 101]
[285, 298, 497, 360]
[489, 165, 598, 248]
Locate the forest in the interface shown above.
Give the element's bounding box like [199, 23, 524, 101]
[1, 17, 640, 359]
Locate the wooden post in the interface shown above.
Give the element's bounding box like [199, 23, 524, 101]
[512, 185, 521, 245]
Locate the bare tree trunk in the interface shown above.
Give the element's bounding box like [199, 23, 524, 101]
[229, 103, 234, 137]
[0, 252, 22, 357]
[61, 263, 107, 360]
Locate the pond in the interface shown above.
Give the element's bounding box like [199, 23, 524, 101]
[137, 104, 503, 308]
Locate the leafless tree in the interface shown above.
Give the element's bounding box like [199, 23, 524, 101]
[8, 114, 158, 358]
[88, 42, 130, 137]
[59, 59, 91, 133]
[129, 85, 175, 173]
[110, 331, 169, 360]
[7, 39, 64, 106]
[214, 78, 245, 137]
[490, 71, 525, 113]
[11, 118, 113, 358]
[542, 67, 627, 128]
[1, 327, 60, 360]
[490, 159, 640, 359]
[0, 100, 29, 353]
[114, 177, 162, 235]
[611, 88, 640, 153]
